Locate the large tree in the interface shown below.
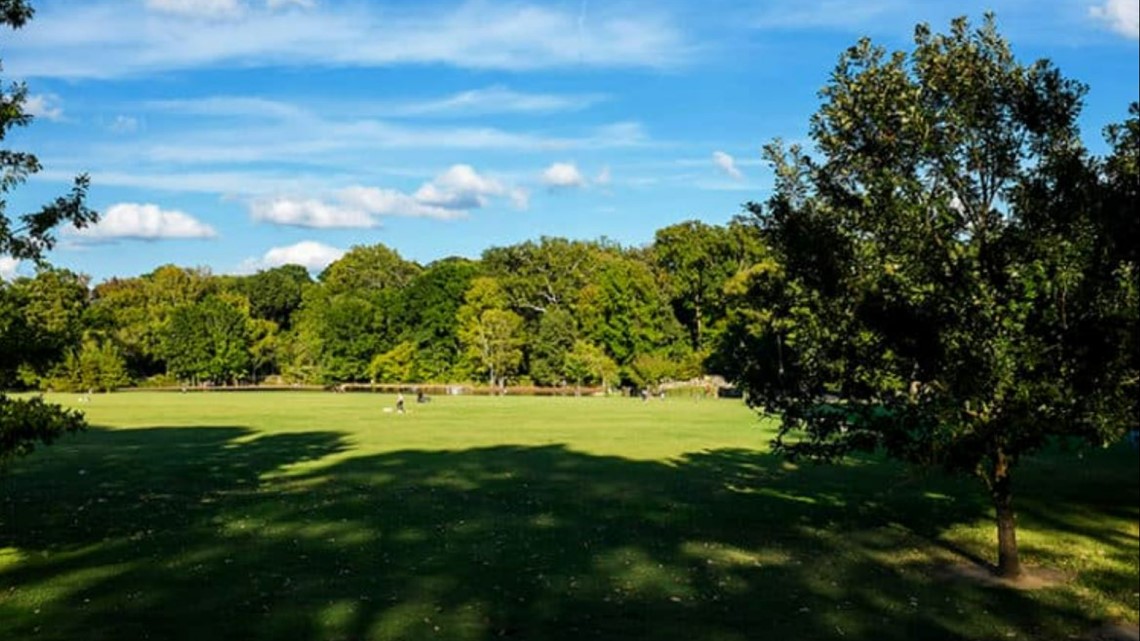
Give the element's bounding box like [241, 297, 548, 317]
[0, 0, 97, 468]
[724, 15, 1137, 578]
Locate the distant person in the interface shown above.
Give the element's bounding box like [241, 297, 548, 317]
[416, 388, 429, 403]
[640, 388, 649, 402]
[395, 392, 405, 414]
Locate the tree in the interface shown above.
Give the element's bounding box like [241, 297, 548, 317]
[563, 340, 619, 391]
[577, 250, 688, 371]
[160, 295, 253, 385]
[653, 221, 754, 352]
[319, 243, 420, 297]
[0, 0, 97, 469]
[725, 15, 1135, 578]
[51, 339, 130, 392]
[369, 341, 416, 384]
[238, 264, 311, 330]
[5, 267, 90, 385]
[529, 308, 577, 386]
[388, 258, 481, 381]
[457, 277, 524, 388]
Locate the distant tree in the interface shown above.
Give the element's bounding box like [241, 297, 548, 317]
[51, 339, 130, 392]
[160, 295, 252, 385]
[578, 250, 687, 370]
[239, 264, 311, 330]
[369, 341, 416, 384]
[5, 267, 90, 385]
[563, 340, 619, 391]
[319, 244, 420, 297]
[726, 16, 1137, 578]
[389, 258, 481, 381]
[457, 277, 524, 388]
[0, 0, 97, 468]
[529, 308, 577, 386]
[653, 221, 756, 351]
[87, 265, 215, 378]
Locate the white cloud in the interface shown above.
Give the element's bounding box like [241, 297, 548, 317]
[1090, 0, 1140, 38]
[240, 241, 344, 273]
[542, 162, 586, 189]
[109, 115, 139, 134]
[69, 203, 217, 241]
[251, 164, 523, 228]
[0, 257, 20, 280]
[338, 187, 463, 220]
[250, 197, 376, 228]
[145, 0, 244, 19]
[25, 94, 64, 121]
[712, 151, 743, 180]
[8, 2, 687, 79]
[413, 164, 505, 209]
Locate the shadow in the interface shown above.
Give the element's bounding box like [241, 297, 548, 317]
[0, 427, 1135, 641]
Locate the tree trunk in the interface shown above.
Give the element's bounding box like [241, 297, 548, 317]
[991, 451, 1021, 579]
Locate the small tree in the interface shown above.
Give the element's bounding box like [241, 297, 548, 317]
[725, 16, 1137, 578]
[563, 340, 619, 392]
[51, 339, 130, 392]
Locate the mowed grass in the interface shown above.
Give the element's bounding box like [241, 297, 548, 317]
[0, 392, 1136, 641]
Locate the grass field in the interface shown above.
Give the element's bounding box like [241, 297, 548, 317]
[1, 392, 1136, 640]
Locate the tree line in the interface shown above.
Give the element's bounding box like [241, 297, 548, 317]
[2, 221, 768, 393]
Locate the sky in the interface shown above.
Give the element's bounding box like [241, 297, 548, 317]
[3, 0, 1137, 283]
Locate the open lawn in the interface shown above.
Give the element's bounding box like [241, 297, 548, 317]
[1, 392, 1137, 640]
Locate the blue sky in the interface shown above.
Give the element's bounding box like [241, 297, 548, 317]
[4, 0, 1137, 282]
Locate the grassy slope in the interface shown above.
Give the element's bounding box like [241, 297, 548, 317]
[0, 392, 1136, 641]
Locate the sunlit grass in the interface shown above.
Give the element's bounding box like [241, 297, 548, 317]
[1, 391, 1135, 640]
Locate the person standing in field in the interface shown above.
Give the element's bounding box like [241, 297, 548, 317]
[395, 391, 405, 414]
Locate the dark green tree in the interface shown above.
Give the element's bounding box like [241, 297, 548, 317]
[653, 220, 757, 352]
[160, 295, 253, 385]
[529, 308, 577, 386]
[4, 267, 89, 385]
[0, 0, 96, 468]
[725, 16, 1136, 578]
[389, 258, 480, 381]
[238, 263, 311, 330]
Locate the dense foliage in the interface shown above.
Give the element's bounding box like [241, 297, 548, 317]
[7, 224, 760, 390]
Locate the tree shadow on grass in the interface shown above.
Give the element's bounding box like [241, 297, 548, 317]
[0, 427, 1135, 641]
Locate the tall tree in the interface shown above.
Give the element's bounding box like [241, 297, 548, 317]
[457, 277, 524, 388]
[653, 221, 743, 351]
[725, 15, 1135, 578]
[238, 263, 311, 330]
[160, 295, 253, 385]
[0, 0, 96, 469]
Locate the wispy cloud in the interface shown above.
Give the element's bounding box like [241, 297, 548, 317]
[1090, 0, 1139, 39]
[238, 240, 344, 274]
[379, 86, 608, 118]
[750, 0, 904, 31]
[67, 203, 217, 241]
[712, 150, 743, 180]
[8, 2, 688, 79]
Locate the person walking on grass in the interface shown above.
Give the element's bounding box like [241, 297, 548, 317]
[395, 391, 405, 414]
